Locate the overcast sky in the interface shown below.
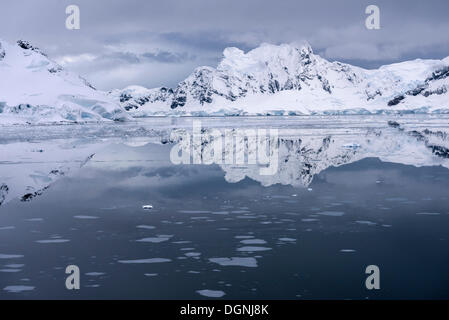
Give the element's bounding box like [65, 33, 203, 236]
[1, 0, 449, 90]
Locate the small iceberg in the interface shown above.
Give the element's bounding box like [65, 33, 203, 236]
[3, 285, 35, 293]
[209, 257, 258, 268]
[196, 289, 226, 298]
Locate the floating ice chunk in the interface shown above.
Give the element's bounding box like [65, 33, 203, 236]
[178, 210, 210, 214]
[316, 211, 345, 217]
[237, 215, 257, 219]
[240, 239, 267, 245]
[74, 215, 99, 220]
[5, 264, 24, 268]
[209, 257, 258, 268]
[279, 238, 296, 242]
[355, 220, 377, 225]
[142, 205, 154, 210]
[118, 258, 171, 264]
[212, 211, 229, 215]
[302, 218, 318, 222]
[0, 269, 22, 273]
[0, 226, 15, 230]
[307, 188, 313, 192]
[25, 218, 44, 222]
[340, 249, 356, 253]
[385, 197, 408, 202]
[416, 212, 441, 215]
[231, 210, 251, 214]
[3, 285, 35, 293]
[0, 254, 24, 259]
[85, 272, 105, 276]
[237, 246, 272, 252]
[36, 239, 70, 244]
[185, 252, 201, 257]
[144, 273, 158, 277]
[235, 235, 254, 239]
[136, 235, 172, 243]
[136, 225, 156, 230]
[196, 290, 226, 298]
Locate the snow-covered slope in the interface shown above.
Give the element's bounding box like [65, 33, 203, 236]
[0, 39, 129, 124]
[111, 42, 449, 116]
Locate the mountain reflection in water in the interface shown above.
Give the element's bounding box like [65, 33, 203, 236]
[0, 115, 449, 299]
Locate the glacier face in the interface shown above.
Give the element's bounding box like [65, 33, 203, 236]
[110, 42, 449, 116]
[0, 39, 129, 124]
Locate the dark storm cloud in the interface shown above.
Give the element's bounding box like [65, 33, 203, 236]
[101, 52, 141, 64]
[1, 0, 448, 89]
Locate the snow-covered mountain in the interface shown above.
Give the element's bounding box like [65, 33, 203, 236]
[111, 42, 449, 116]
[0, 39, 129, 124]
[1, 39, 448, 122]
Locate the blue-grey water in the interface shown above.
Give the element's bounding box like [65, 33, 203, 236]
[0, 116, 449, 299]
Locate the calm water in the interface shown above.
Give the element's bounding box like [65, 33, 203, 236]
[1, 116, 449, 299]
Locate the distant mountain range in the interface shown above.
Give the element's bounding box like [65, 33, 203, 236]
[1, 39, 448, 123]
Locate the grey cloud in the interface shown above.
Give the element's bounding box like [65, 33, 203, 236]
[1, 0, 448, 89]
[141, 50, 195, 64]
[100, 52, 141, 64]
[158, 32, 254, 52]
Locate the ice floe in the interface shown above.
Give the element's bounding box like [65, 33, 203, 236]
[416, 212, 441, 215]
[240, 239, 267, 245]
[316, 211, 345, 217]
[237, 246, 272, 252]
[3, 285, 35, 293]
[0, 254, 24, 259]
[118, 258, 171, 264]
[74, 215, 99, 220]
[209, 257, 258, 268]
[136, 225, 156, 230]
[196, 289, 226, 298]
[35, 239, 70, 244]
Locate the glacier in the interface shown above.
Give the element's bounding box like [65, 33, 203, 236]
[0, 39, 129, 124]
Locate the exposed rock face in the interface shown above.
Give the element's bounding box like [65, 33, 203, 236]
[0, 184, 8, 206]
[0, 42, 5, 61]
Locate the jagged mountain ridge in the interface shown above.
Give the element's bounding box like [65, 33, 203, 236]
[110, 42, 449, 116]
[0, 39, 129, 124]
